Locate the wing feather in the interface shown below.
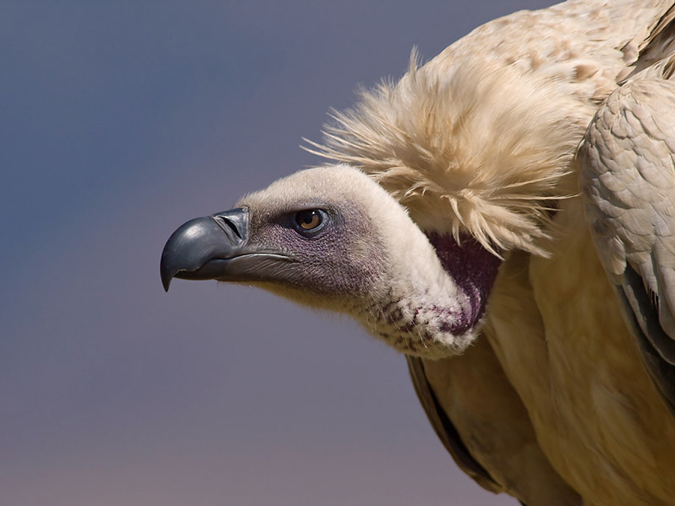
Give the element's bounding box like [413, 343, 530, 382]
[405, 356, 502, 493]
[579, 57, 675, 413]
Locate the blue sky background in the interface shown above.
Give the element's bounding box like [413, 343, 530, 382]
[2, 2, 555, 505]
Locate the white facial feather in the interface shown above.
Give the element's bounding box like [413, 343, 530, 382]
[238, 166, 482, 357]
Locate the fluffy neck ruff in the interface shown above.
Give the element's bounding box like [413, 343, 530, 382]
[361, 233, 501, 359]
[305, 14, 627, 256]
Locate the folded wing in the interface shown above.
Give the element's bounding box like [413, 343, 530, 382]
[579, 56, 675, 413]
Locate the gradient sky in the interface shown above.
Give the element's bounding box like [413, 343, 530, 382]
[2, 2, 556, 505]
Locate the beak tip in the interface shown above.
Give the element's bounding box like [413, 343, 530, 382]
[160, 265, 174, 292]
[160, 244, 179, 293]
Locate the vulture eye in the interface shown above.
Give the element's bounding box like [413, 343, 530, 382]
[294, 209, 326, 233]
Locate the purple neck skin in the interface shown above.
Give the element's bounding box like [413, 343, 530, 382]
[427, 233, 502, 333]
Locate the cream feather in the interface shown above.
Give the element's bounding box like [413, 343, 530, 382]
[306, 52, 586, 256]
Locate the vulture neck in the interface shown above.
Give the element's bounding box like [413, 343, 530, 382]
[363, 232, 501, 359]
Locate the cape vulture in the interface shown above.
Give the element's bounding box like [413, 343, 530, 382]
[160, 1, 675, 504]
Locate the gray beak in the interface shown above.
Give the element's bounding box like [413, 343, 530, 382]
[160, 208, 250, 291]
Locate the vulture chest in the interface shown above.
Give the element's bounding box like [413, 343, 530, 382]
[486, 197, 675, 506]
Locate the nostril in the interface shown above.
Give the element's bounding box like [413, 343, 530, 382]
[211, 208, 249, 243]
[215, 216, 242, 239]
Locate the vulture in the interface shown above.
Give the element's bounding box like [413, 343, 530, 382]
[160, 1, 675, 504]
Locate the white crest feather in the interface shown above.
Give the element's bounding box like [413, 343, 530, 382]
[305, 46, 600, 256]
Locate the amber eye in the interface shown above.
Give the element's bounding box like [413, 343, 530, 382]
[294, 209, 325, 232]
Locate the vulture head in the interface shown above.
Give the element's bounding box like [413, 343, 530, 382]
[161, 51, 589, 359]
[161, 165, 501, 358]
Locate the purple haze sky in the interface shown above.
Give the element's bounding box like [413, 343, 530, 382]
[2, 1, 555, 505]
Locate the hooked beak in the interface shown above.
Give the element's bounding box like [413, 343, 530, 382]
[160, 208, 252, 291]
[160, 207, 297, 291]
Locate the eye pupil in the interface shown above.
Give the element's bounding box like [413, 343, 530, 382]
[296, 210, 323, 231]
